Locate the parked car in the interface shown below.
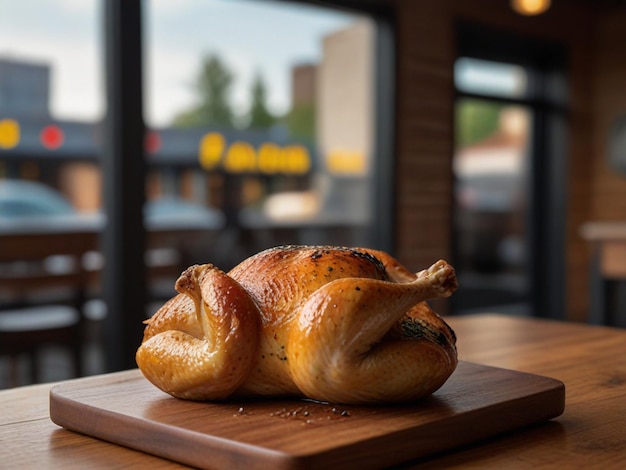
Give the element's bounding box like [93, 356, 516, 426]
[0, 179, 224, 232]
[0, 179, 75, 218]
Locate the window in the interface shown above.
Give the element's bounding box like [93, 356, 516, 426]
[0, 0, 383, 275]
[0, 0, 103, 214]
[452, 25, 568, 318]
[453, 88, 532, 314]
[0, 0, 393, 376]
[143, 0, 380, 270]
[0, 0, 105, 386]
[455, 58, 528, 98]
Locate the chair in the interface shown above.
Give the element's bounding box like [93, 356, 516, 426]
[581, 222, 626, 327]
[0, 230, 98, 387]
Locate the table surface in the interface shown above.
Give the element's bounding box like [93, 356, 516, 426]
[2, 313, 625, 469]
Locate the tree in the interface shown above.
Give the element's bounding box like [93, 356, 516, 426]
[281, 103, 315, 142]
[173, 54, 235, 128]
[246, 72, 276, 129]
[456, 99, 502, 147]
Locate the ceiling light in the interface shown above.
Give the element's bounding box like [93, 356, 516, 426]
[511, 0, 551, 16]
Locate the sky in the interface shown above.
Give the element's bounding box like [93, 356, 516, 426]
[0, 0, 358, 126]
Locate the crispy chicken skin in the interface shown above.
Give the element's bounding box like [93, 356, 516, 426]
[136, 245, 458, 404]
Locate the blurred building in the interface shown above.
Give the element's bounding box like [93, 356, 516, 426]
[318, 20, 373, 176]
[0, 58, 50, 119]
[316, 20, 374, 225]
[291, 63, 316, 106]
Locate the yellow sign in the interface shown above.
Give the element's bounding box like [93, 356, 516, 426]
[282, 145, 311, 174]
[327, 149, 366, 174]
[0, 119, 20, 149]
[199, 132, 225, 169]
[257, 142, 282, 174]
[224, 141, 257, 173]
[198, 132, 311, 175]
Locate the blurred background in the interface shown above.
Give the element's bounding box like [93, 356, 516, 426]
[2, 0, 626, 388]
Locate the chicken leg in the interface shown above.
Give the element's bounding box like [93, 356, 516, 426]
[288, 260, 457, 403]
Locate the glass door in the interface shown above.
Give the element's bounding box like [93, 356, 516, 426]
[452, 58, 533, 315]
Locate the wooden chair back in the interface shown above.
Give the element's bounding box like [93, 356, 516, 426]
[0, 231, 99, 293]
[0, 230, 99, 386]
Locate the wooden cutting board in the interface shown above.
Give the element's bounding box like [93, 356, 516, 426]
[49, 362, 565, 469]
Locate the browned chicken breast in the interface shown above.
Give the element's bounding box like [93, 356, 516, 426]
[136, 245, 458, 404]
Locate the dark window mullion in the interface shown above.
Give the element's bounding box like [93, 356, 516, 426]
[102, 0, 147, 372]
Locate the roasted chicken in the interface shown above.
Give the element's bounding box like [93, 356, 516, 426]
[136, 245, 458, 404]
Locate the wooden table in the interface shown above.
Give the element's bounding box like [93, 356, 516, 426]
[1, 313, 625, 468]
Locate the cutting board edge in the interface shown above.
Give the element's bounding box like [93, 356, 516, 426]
[48, 363, 566, 470]
[301, 378, 565, 468]
[49, 388, 302, 470]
